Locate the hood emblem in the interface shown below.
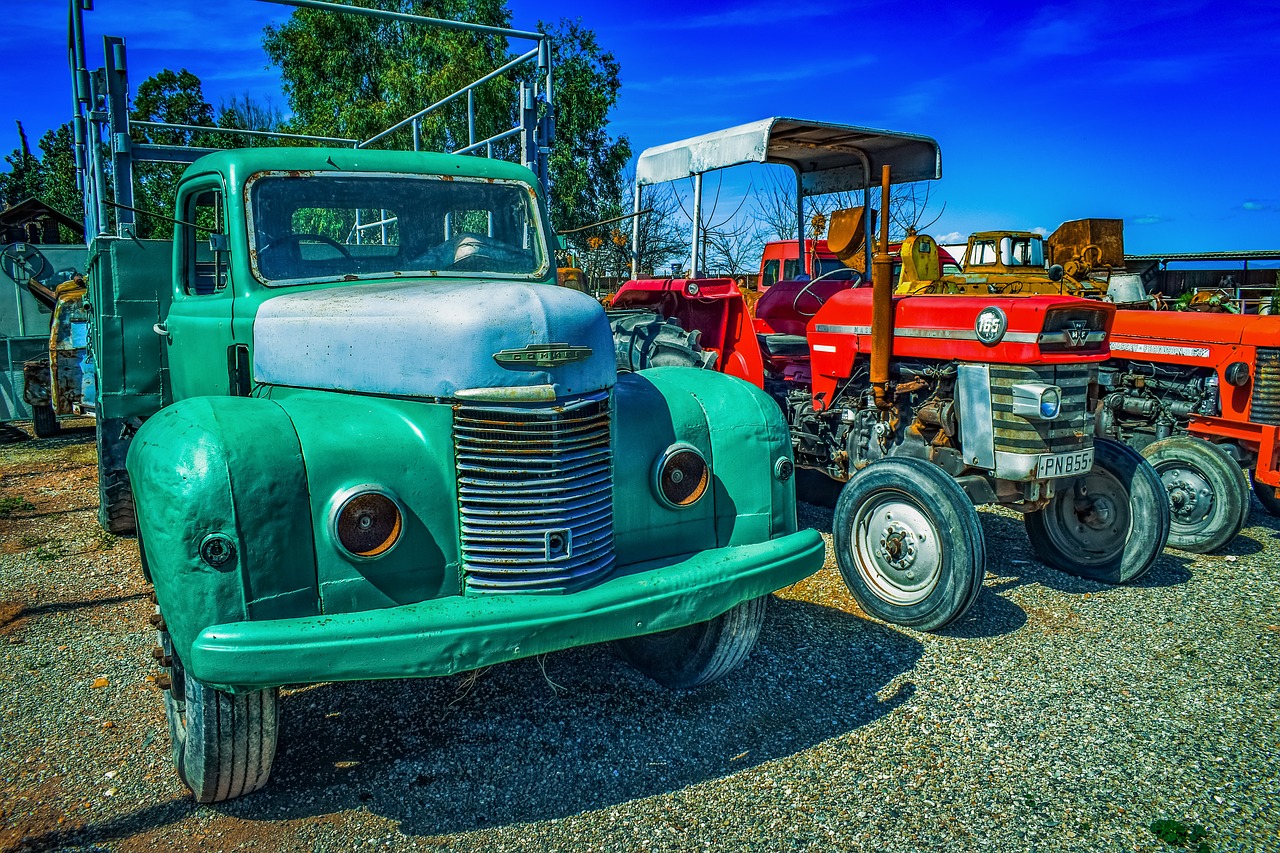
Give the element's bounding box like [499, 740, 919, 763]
[1064, 320, 1090, 346]
[494, 343, 593, 369]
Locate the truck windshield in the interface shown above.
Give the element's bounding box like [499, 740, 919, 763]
[247, 172, 547, 285]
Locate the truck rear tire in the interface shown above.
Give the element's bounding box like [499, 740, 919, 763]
[614, 595, 768, 689]
[1248, 469, 1280, 517]
[31, 404, 59, 438]
[1141, 436, 1248, 553]
[1025, 438, 1169, 583]
[609, 312, 717, 372]
[162, 634, 279, 803]
[832, 457, 985, 632]
[97, 417, 137, 535]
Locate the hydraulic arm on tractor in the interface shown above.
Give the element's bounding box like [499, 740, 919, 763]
[611, 118, 1170, 633]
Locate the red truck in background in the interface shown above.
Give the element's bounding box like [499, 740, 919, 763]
[758, 239, 960, 289]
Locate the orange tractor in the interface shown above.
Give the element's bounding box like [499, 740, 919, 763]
[887, 221, 1279, 552]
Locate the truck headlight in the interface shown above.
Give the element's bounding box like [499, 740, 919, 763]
[1011, 383, 1062, 421]
[331, 486, 404, 559]
[654, 443, 709, 508]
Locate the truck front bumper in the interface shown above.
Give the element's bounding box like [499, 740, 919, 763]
[189, 530, 826, 692]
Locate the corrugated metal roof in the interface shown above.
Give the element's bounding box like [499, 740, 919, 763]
[635, 117, 941, 196]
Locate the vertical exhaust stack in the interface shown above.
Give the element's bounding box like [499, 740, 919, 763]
[871, 164, 894, 409]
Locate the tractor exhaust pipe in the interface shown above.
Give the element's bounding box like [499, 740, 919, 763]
[871, 164, 894, 409]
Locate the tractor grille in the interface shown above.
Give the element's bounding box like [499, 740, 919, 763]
[1250, 348, 1280, 426]
[453, 392, 615, 593]
[990, 364, 1094, 455]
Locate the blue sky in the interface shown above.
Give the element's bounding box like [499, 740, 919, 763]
[2, 0, 1278, 254]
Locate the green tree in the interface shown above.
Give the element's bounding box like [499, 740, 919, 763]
[536, 19, 631, 258]
[263, 0, 515, 151]
[0, 122, 42, 207]
[128, 69, 218, 237]
[36, 123, 84, 236]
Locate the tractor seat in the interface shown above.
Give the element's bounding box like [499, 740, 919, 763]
[757, 334, 810, 359]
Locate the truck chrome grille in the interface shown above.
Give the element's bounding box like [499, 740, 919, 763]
[989, 364, 1094, 454]
[453, 392, 615, 593]
[1250, 348, 1280, 426]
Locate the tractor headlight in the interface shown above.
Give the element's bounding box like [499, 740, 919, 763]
[1225, 361, 1250, 387]
[1011, 383, 1062, 421]
[654, 443, 710, 508]
[331, 485, 404, 559]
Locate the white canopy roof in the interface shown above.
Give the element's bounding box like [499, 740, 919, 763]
[635, 117, 941, 197]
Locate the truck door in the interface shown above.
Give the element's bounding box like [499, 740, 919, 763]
[163, 178, 241, 401]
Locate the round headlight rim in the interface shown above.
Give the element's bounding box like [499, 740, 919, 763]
[653, 442, 710, 510]
[1224, 361, 1251, 387]
[329, 483, 406, 562]
[1039, 387, 1062, 420]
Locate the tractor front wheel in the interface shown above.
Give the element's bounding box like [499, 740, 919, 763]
[832, 457, 985, 632]
[1025, 438, 1169, 583]
[1141, 436, 1248, 553]
[609, 312, 717, 372]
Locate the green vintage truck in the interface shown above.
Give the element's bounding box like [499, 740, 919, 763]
[64, 9, 824, 802]
[117, 146, 822, 802]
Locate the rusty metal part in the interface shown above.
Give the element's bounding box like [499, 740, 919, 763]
[155, 673, 172, 691]
[148, 613, 166, 629]
[22, 360, 52, 407]
[870, 165, 894, 409]
[827, 206, 874, 273]
[1046, 218, 1124, 272]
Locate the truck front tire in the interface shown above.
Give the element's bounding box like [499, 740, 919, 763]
[614, 595, 768, 689]
[96, 417, 136, 535]
[162, 640, 279, 803]
[832, 457, 985, 632]
[1025, 438, 1169, 583]
[1140, 436, 1248, 553]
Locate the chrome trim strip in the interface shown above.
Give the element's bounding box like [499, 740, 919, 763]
[1112, 341, 1211, 359]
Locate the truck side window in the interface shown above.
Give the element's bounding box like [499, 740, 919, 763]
[782, 259, 800, 281]
[183, 189, 227, 296]
[762, 259, 779, 286]
[969, 240, 999, 266]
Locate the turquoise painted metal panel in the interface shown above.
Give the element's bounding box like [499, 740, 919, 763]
[88, 236, 172, 420]
[262, 387, 463, 614]
[127, 396, 320, 660]
[639, 367, 798, 547]
[189, 530, 825, 691]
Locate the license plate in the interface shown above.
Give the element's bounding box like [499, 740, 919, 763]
[1037, 448, 1094, 479]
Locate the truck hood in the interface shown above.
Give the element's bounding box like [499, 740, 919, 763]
[252, 279, 617, 400]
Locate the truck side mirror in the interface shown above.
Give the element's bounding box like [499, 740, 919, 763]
[209, 233, 229, 253]
[1048, 264, 1065, 282]
[555, 235, 568, 251]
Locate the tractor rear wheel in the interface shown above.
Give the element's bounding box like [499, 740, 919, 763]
[1141, 436, 1248, 553]
[832, 457, 985, 632]
[1025, 438, 1169, 583]
[609, 312, 717, 372]
[1248, 469, 1280, 517]
[615, 595, 768, 689]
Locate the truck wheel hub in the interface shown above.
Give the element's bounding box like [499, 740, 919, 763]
[852, 499, 945, 605]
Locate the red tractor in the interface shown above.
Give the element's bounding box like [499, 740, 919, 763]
[900, 222, 1280, 553]
[610, 118, 1169, 632]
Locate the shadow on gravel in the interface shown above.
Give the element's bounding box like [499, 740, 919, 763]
[1, 592, 149, 628]
[979, 511, 1194, 594]
[16, 597, 923, 845]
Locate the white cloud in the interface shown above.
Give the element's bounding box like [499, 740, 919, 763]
[1032, 226, 1049, 236]
[1243, 201, 1267, 211]
[934, 231, 966, 244]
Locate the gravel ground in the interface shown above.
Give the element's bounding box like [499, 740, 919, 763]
[1, 422, 1278, 852]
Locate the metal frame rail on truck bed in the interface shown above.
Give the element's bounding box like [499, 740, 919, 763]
[610, 118, 1170, 632]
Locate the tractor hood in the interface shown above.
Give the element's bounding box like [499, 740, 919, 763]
[252, 279, 617, 400]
